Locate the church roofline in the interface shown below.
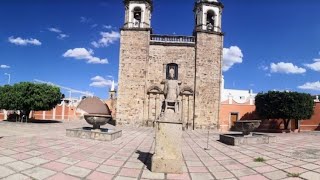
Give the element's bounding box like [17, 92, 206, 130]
[194, 1, 224, 10]
[123, 0, 153, 11]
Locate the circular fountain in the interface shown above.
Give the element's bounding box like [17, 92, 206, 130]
[66, 96, 122, 141]
[77, 97, 112, 130]
[233, 120, 261, 135]
[219, 120, 276, 146]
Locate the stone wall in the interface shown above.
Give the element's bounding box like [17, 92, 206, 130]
[145, 45, 195, 127]
[117, 29, 150, 126]
[117, 30, 223, 129]
[194, 32, 223, 129]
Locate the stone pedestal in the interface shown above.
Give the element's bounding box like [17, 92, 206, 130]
[66, 128, 122, 141]
[152, 120, 183, 173]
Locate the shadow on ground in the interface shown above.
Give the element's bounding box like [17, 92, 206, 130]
[4, 119, 62, 124]
[136, 150, 153, 171]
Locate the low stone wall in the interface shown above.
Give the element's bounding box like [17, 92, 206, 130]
[220, 133, 276, 146]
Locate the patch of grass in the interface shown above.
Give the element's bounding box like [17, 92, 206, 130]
[253, 157, 266, 162]
[287, 173, 300, 177]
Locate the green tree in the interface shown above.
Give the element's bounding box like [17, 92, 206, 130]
[255, 91, 314, 130]
[0, 82, 63, 119]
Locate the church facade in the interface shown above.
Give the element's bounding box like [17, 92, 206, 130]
[117, 0, 224, 129]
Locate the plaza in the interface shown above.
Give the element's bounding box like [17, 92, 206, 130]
[0, 120, 320, 180]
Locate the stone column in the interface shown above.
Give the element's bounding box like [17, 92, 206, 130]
[148, 94, 151, 120]
[152, 121, 183, 173]
[155, 95, 158, 120]
[187, 96, 190, 130]
[181, 95, 185, 129]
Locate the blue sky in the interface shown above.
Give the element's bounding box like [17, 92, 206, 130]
[1, 0, 320, 99]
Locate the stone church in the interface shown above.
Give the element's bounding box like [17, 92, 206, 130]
[116, 0, 224, 129]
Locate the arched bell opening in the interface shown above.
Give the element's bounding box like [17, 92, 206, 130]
[133, 7, 142, 27]
[206, 10, 216, 31]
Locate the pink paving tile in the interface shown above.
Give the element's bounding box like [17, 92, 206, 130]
[104, 159, 125, 167]
[202, 161, 219, 166]
[10, 153, 31, 160]
[37, 148, 53, 153]
[239, 174, 269, 180]
[224, 164, 247, 170]
[40, 153, 62, 160]
[75, 161, 99, 169]
[284, 166, 308, 174]
[67, 154, 88, 161]
[254, 165, 277, 173]
[42, 161, 70, 171]
[86, 171, 114, 180]
[214, 156, 231, 161]
[12, 147, 29, 152]
[46, 173, 80, 180]
[119, 168, 141, 178]
[167, 173, 191, 180]
[188, 166, 208, 173]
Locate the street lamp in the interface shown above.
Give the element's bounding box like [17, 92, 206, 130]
[4, 73, 10, 84]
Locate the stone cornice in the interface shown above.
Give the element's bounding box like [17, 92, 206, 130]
[194, 1, 224, 9]
[150, 42, 195, 47]
[121, 27, 152, 32]
[194, 30, 224, 36]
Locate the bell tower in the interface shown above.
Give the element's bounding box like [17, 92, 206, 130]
[194, 0, 224, 129]
[123, 0, 152, 29]
[117, 0, 153, 125]
[194, 0, 223, 32]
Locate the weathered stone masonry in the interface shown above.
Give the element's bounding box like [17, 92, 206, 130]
[117, 0, 224, 129]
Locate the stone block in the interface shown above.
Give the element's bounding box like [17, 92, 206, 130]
[219, 133, 276, 146]
[66, 128, 122, 141]
[152, 121, 183, 173]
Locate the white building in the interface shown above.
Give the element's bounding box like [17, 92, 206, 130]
[221, 76, 256, 105]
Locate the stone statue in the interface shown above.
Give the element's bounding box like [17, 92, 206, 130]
[163, 68, 179, 101]
[163, 68, 180, 115]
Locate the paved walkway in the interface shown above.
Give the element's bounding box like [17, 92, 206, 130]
[0, 121, 320, 180]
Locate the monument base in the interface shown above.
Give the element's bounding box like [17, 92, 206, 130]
[152, 120, 183, 173]
[66, 127, 122, 141]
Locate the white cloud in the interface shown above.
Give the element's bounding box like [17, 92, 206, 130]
[0, 65, 10, 69]
[48, 27, 61, 33]
[8, 36, 41, 46]
[48, 28, 69, 40]
[270, 62, 306, 74]
[57, 34, 69, 40]
[103, 25, 112, 29]
[63, 48, 108, 64]
[298, 81, 320, 91]
[222, 46, 243, 72]
[80, 16, 92, 23]
[91, 31, 120, 48]
[91, 24, 98, 28]
[305, 59, 320, 72]
[259, 65, 269, 71]
[90, 76, 116, 88]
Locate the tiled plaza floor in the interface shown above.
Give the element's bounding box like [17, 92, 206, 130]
[0, 121, 320, 180]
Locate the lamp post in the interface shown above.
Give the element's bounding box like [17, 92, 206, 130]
[4, 73, 10, 84]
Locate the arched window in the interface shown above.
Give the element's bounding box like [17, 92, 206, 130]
[166, 63, 178, 80]
[133, 7, 142, 27]
[206, 10, 215, 31]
